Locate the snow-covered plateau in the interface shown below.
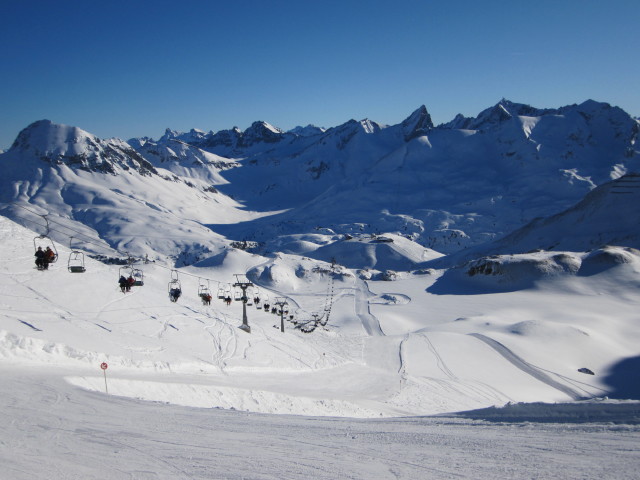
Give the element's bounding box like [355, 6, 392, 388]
[1, 99, 639, 478]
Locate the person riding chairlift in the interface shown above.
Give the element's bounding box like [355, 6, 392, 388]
[118, 275, 128, 293]
[45, 246, 55, 264]
[170, 287, 182, 302]
[35, 246, 46, 269]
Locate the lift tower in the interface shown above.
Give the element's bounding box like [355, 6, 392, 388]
[274, 297, 288, 333]
[233, 274, 254, 333]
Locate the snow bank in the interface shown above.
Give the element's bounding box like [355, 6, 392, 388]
[457, 399, 640, 424]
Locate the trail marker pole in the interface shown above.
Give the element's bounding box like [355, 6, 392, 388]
[100, 362, 109, 394]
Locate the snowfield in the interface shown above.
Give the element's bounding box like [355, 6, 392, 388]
[1, 215, 640, 478]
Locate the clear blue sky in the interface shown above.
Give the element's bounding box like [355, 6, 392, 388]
[1, 0, 638, 149]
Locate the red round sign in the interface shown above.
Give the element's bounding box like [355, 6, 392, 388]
[100, 362, 108, 370]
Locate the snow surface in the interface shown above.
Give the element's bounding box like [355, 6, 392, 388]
[1, 215, 640, 478]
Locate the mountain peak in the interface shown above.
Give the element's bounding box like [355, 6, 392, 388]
[8, 119, 156, 175]
[288, 125, 325, 137]
[240, 121, 285, 147]
[401, 105, 434, 141]
[10, 119, 95, 155]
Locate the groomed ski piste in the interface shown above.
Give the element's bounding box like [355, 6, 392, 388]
[1, 215, 639, 479]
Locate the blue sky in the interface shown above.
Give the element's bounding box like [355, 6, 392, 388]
[1, 0, 638, 149]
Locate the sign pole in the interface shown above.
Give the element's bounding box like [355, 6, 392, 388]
[100, 362, 109, 394]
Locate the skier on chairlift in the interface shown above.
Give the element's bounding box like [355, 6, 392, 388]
[170, 287, 182, 302]
[35, 246, 46, 269]
[45, 246, 55, 265]
[202, 293, 212, 305]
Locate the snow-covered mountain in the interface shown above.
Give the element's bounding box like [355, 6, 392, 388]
[0, 120, 263, 262]
[178, 99, 639, 256]
[1, 103, 640, 478]
[0, 100, 638, 267]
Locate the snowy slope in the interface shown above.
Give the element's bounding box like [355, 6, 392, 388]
[2, 214, 639, 419]
[435, 172, 640, 268]
[2, 367, 639, 480]
[490, 172, 640, 253]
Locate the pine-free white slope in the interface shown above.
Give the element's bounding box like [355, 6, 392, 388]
[3, 366, 639, 480]
[2, 215, 639, 418]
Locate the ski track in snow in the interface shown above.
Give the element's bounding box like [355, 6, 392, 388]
[469, 333, 586, 400]
[355, 278, 384, 336]
[204, 313, 238, 371]
[399, 333, 513, 406]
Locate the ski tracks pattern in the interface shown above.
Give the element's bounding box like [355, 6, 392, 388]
[469, 333, 586, 400]
[204, 314, 237, 371]
[354, 278, 384, 336]
[399, 333, 512, 404]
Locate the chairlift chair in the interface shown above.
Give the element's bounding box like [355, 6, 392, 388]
[118, 266, 130, 279]
[67, 238, 85, 272]
[131, 268, 144, 286]
[233, 286, 242, 301]
[168, 279, 182, 302]
[198, 279, 211, 298]
[33, 234, 58, 266]
[198, 279, 212, 305]
[32, 216, 58, 269]
[68, 251, 86, 273]
[168, 270, 182, 302]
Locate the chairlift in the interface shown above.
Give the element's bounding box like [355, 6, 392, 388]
[198, 279, 211, 297]
[67, 238, 85, 273]
[68, 251, 86, 273]
[168, 270, 182, 302]
[33, 216, 58, 269]
[131, 268, 144, 286]
[233, 286, 242, 301]
[216, 283, 226, 299]
[199, 279, 212, 305]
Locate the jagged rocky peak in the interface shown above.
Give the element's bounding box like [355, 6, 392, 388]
[159, 128, 180, 142]
[439, 99, 556, 131]
[440, 113, 474, 130]
[469, 101, 514, 129]
[241, 121, 284, 146]
[9, 119, 156, 176]
[359, 119, 383, 134]
[158, 127, 211, 145]
[199, 127, 243, 151]
[288, 125, 326, 137]
[401, 105, 434, 141]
